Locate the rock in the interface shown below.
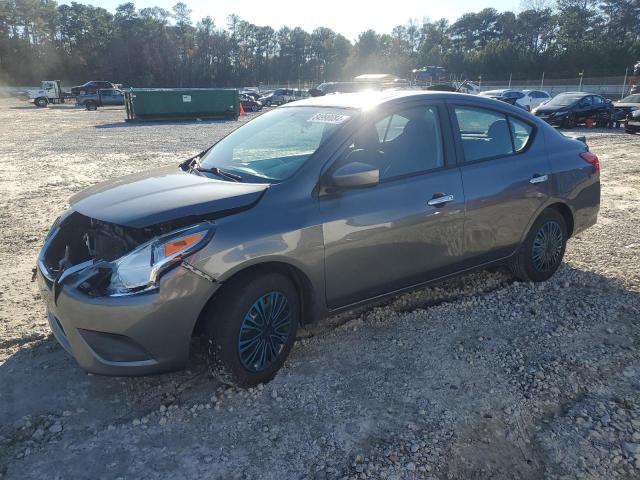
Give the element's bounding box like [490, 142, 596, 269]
[623, 443, 640, 456]
[49, 422, 62, 434]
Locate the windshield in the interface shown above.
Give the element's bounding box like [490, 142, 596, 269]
[199, 107, 354, 182]
[544, 94, 583, 108]
[620, 95, 640, 103]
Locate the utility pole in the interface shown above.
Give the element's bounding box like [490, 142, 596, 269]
[540, 72, 545, 89]
[578, 71, 584, 91]
[621, 67, 628, 100]
[508, 72, 512, 88]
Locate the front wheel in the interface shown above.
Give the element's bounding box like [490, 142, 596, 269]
[34, 97, 48, 108]
[85, 101, 97, 111]
[510, 209, 567, 282]
[562, 114, 576, 129]
[204, 271, 300, 387]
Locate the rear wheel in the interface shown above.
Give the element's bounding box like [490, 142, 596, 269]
[204, 271, 299, 387]
[510, 209, 567, 282]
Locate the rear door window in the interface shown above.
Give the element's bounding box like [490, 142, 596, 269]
[454, 106, 535, 161]
[454, 107, 514, 161]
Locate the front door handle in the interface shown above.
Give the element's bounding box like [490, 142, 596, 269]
[428, 194, 454, 207]
[530, 174, 548, 184]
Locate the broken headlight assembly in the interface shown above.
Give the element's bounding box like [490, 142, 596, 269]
[107, 222, 215, 296]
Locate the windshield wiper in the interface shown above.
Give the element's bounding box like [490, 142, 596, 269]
[192, 161, 242, 182]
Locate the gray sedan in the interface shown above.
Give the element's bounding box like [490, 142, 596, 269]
[36, 91, 600, 387]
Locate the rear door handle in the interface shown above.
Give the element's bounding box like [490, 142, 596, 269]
[428, 194, 454, 207]
[530, 174, 548, 184]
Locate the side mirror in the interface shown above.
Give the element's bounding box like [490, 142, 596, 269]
[330, 161, 379, 189]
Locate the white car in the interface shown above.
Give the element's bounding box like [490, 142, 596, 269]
[519, 90, 551, 111]
[479, 89, 551, 111]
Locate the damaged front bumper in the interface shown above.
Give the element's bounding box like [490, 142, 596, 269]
[36, 260, 219, 376]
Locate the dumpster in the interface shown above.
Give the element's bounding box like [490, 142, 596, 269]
[125, 88, 239, 121]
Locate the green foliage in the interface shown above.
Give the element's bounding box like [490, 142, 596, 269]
[0, 0, 638, 86]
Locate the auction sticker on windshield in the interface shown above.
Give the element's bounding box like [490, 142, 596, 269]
[307, 112, 350, 124]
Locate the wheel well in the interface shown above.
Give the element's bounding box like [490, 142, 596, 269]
[547, 203, 574, 238]
[192, 262, 318, 337]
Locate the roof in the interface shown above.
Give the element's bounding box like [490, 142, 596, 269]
[280, 90, 436, 109]
[281, 89, 508, 110]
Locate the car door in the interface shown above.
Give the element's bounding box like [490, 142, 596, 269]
[450, 104, 551, 265]
[320, 102, 466, 309]
[592, 95, 610, 120]
[575, 96, 593, 122]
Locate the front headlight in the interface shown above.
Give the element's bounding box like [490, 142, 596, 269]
[632, 109, 640, 118]
[108, 222, 215, 296]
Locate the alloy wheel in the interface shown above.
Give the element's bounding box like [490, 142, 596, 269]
[238, 291, 292, 372]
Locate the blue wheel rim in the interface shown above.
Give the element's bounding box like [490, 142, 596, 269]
[531, 220, 563, 272]
[238, 292, 292, 372]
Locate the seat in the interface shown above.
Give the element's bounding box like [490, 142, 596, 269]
[486, 119, 513, 156]
[383, 116, 440, 177]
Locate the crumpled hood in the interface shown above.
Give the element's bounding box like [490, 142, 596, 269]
[70, 166, 269, 228]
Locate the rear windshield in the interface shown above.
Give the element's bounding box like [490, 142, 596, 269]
[200, 107, 355, 182]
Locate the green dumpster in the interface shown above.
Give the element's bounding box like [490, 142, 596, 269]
[125, 88, 239, 121]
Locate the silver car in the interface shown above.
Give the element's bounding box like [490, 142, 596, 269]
[36, 91, 600, 387]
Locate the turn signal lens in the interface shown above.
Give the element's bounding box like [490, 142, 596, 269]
[163, 233, 203, 257]
[580, 151, 600, 172]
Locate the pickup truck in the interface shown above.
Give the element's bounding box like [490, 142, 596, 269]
[76, 89, 125, 110]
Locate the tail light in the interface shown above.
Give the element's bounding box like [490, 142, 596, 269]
[580, 151, 600, 172]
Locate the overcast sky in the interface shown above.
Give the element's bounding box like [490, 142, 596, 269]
[69, 0, 520, 41]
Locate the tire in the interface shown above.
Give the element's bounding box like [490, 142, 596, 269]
[562, 114, 576, 129]
[251, 104, 258, 112]
[85, 102, 97, 111]
[204, 271, 300, 387]
[509, 208, 567, 282]
[34, 97, 48, 108]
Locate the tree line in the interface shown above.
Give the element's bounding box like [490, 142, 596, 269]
[0, 0, 638, 87]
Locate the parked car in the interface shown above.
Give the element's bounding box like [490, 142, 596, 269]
[479, 89, 529, 110]
[76, 89, 125, 110]
[259, 88, 293, 106]
[309, 82, 381, 97]
[613, 93, 640, 124]
[520, 90, 551, 110]
[240, 94, 262, 112]
[625, 108, 640, 134]
[36, 91, 600, 387]
[533, 92, 614, 128]
[240, 91, 261, 101]
[70, 81, 116, 96]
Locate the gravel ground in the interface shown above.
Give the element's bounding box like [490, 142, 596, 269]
[0, 98, 639, 480]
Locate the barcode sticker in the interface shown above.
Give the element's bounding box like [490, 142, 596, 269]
[307, 113, 350, 124]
